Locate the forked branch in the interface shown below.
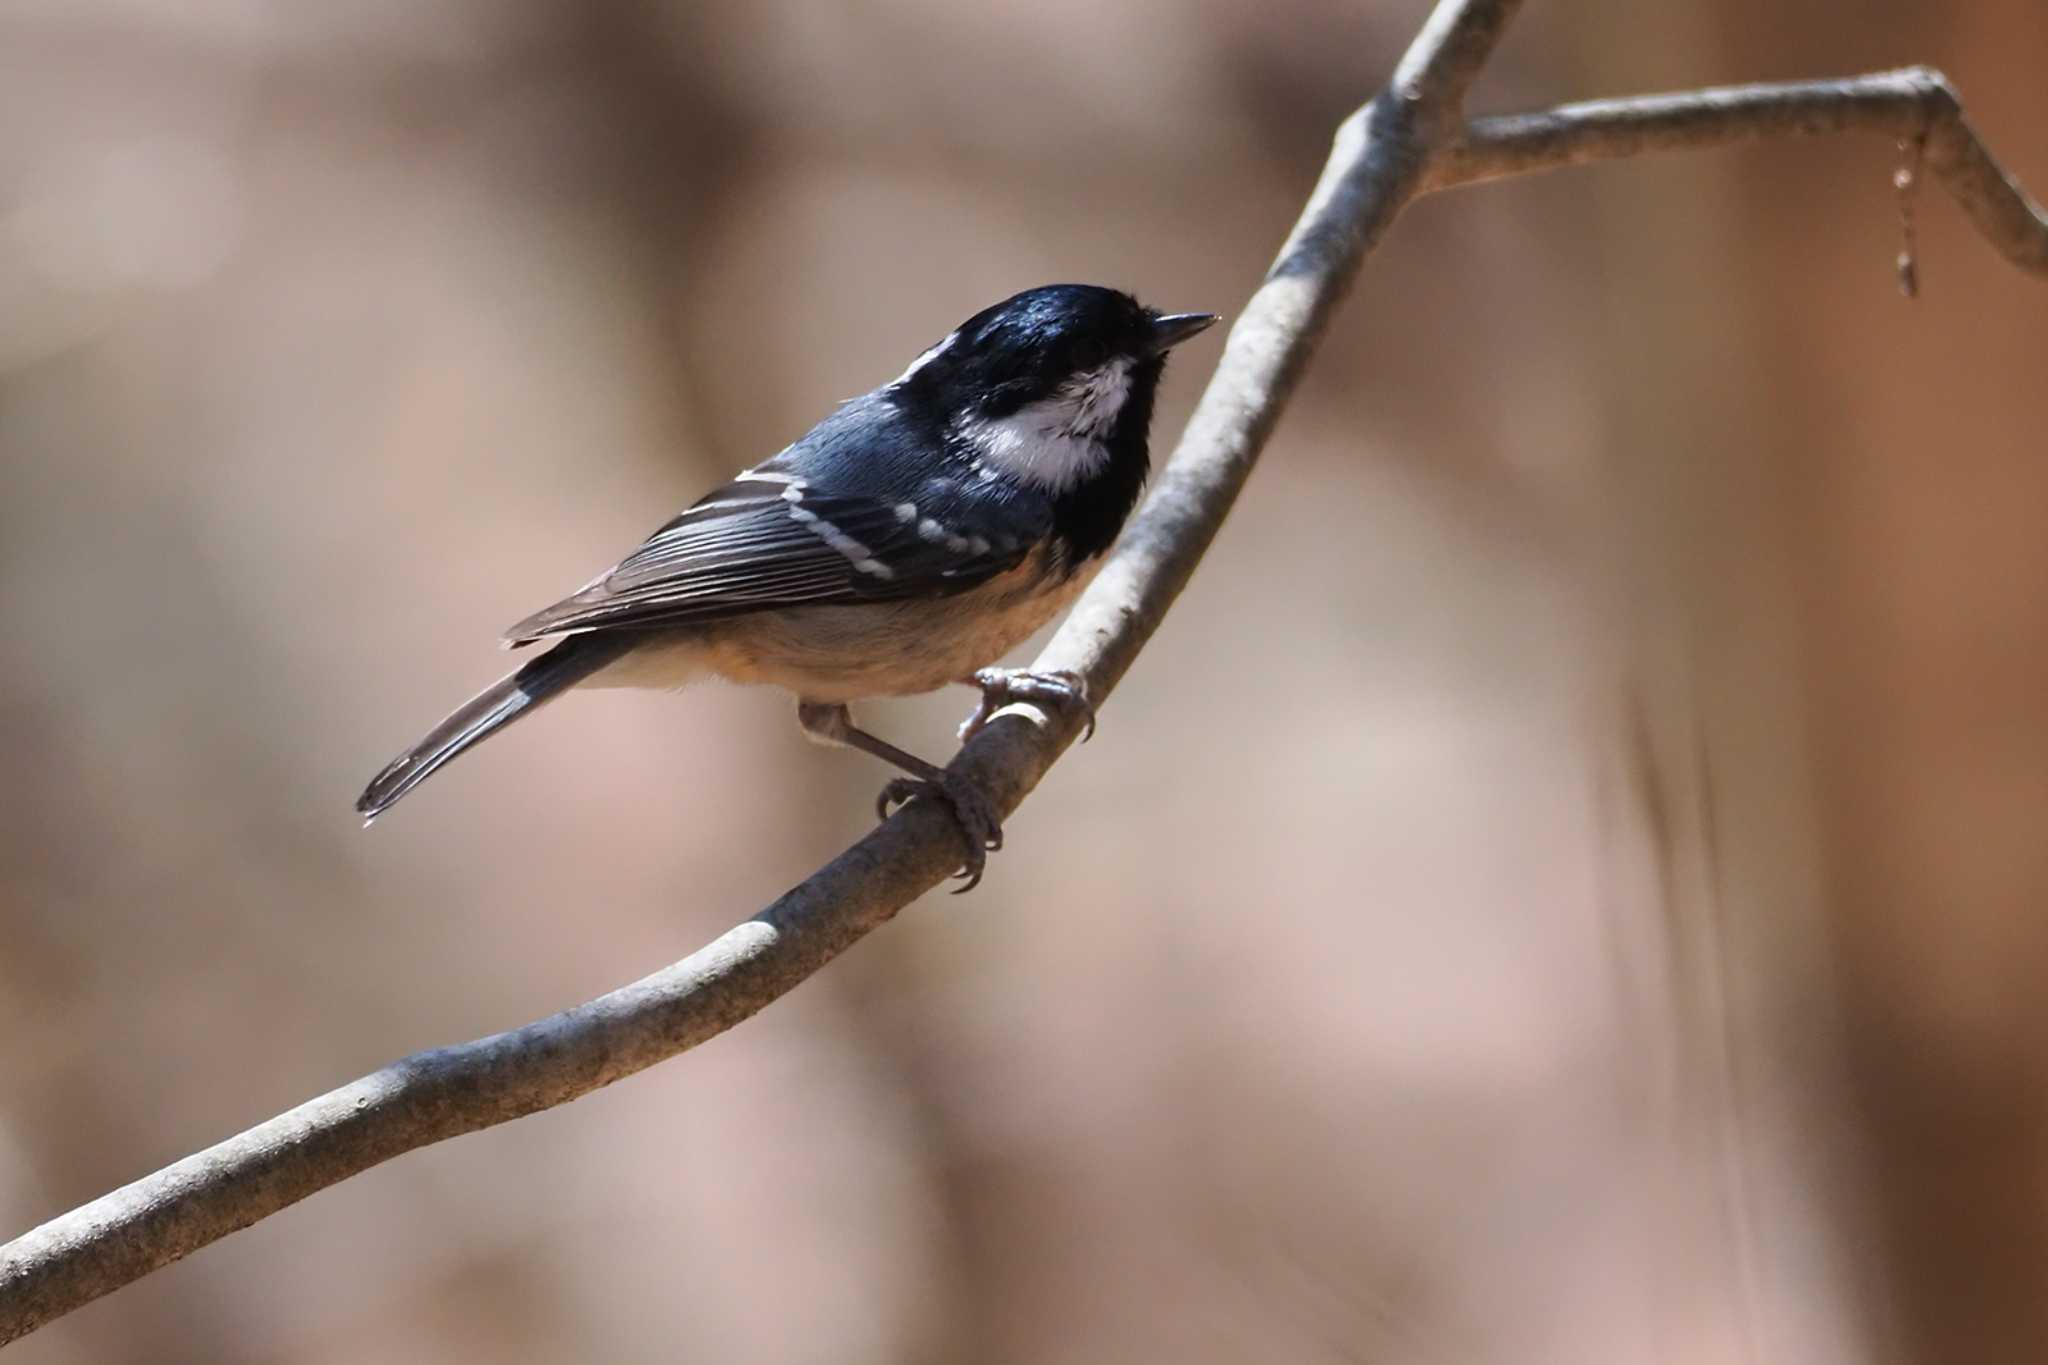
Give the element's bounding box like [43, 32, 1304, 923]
[5, 0, 2043, 1345]
[1431, 66, 2048, 276]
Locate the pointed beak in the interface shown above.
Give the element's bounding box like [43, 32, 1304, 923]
[1147, 311, 1220, 353]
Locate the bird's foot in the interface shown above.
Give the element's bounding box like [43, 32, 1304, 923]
[958, 667, 1096, 743]
[876, 772, 1004, 893]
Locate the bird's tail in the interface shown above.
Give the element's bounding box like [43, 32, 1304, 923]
[356, 635, 632, 822]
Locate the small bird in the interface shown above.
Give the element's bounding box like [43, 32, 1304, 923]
[357, 284, 1216, 887]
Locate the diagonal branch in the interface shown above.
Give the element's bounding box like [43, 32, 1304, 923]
[4, 1, 2043, 1346]
[1391, 0, 1523, 118]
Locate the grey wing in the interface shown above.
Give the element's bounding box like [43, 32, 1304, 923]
[504, 474, 1037, 642]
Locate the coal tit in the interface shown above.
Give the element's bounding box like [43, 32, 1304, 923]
[357, 284, 1217, 887]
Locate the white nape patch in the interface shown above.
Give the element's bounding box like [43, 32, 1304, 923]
[959, 357, 1133, 493]
[783, 480, 894, 578]
[887, 329, 960, 388]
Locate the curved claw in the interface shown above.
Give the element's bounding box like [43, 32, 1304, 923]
[876, 779, 911, 823]
[960, 668, 1097, 743]
[873, 773, 1004, 892]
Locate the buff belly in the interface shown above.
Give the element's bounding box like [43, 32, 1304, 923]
[581, 558, 1085, 705]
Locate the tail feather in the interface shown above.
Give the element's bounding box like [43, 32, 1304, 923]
[356, 635, 630, 821]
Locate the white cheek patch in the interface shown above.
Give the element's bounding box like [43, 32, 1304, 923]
[965, 415, 1108, 492]
[1066, 357, 1133, 438]
[961, 358, 1133, 493]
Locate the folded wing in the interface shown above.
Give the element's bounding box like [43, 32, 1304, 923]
[505, 472, 1038, 643]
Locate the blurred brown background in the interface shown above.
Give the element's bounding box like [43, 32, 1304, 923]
[2, 1, 2044, 1361]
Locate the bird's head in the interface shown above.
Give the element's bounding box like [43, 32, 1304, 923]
[890, 284, 1217, 496]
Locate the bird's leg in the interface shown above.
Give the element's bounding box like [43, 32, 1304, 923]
[796, 701, 1002, 892]
[957, 667, 1096, 743]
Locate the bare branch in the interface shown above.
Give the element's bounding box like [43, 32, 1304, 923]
[1390, 0, 1525, 123]
[1431, 67, 2048, 276]
[5, 3, 2044, 1348]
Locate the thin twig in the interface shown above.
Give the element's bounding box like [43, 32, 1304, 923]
[1429, 67, 2048, 276]
[1896, 130, 1926, 297]
[5, 4, 2045, 1347]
